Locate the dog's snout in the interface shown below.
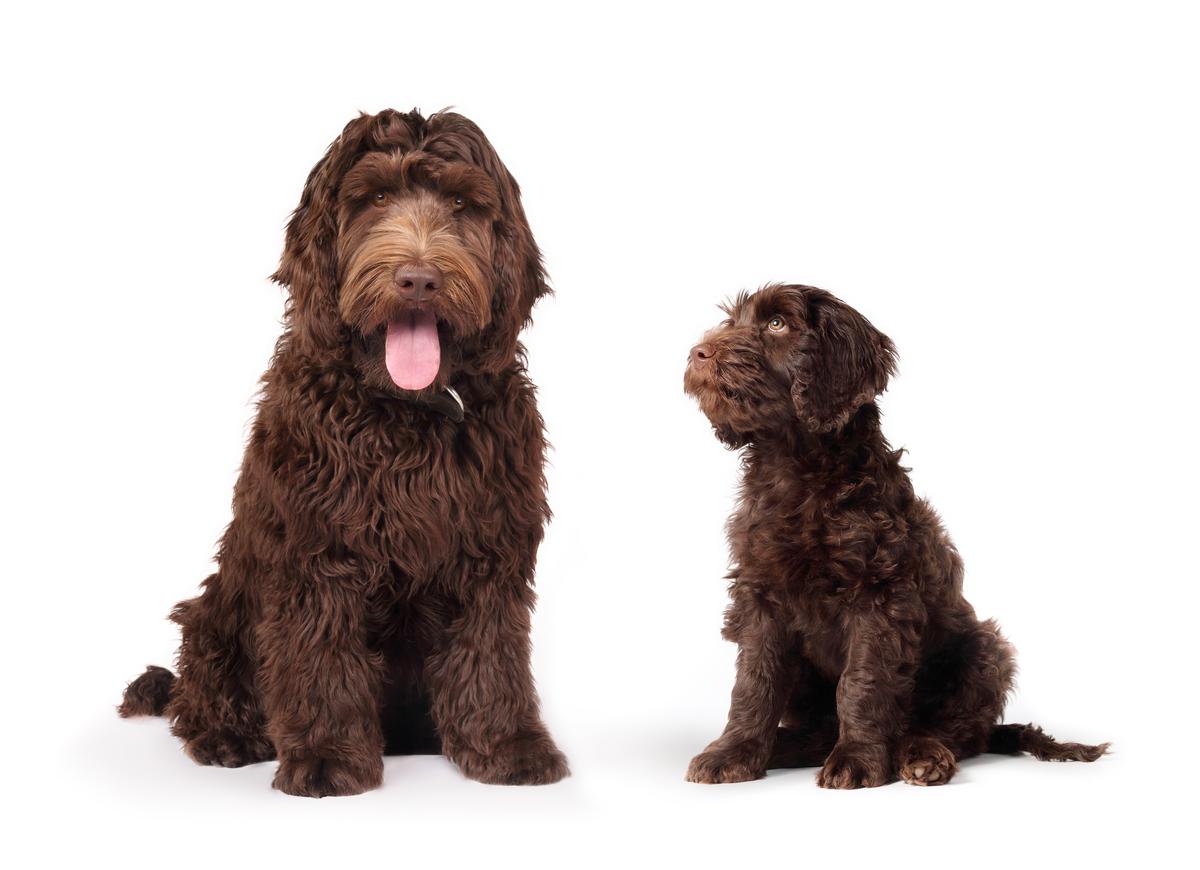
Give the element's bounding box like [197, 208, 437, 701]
[394, 264, 443, 301]
[690, 343, 716, 365]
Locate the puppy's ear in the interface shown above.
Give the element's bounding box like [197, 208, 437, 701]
[273, 110, 405, 345]
[790, 289, 897, 432]
[429, 113, 550, 370]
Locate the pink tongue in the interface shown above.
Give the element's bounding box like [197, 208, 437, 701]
[385, 310, 441, 390]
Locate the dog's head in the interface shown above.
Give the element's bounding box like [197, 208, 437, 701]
[273, 109, 548, 394]
[684, 284, 896, 446]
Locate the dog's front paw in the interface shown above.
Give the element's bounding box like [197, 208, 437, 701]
[453, 730, 569, 785]
[816, 741, 891, 789]
[272, 751, 383, 798]
[686, 740, 767, 784]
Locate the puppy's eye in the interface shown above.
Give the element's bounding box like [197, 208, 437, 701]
[451, 194, 466, 211]
[767, 316, 787, 332]
[371, 191, 388, 206]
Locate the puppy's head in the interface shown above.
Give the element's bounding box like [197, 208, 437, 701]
[684, 284, 896, 446]
[273, 109, 548, 395]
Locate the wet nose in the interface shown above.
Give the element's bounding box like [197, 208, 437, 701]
[394, 264, 443, 300]
[690, 343, 716, 365]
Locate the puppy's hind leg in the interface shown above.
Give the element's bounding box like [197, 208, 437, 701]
[900, 619, 1016, 786]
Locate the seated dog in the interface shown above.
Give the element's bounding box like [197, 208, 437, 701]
[683, 283, 1105, 787]
[119, 109, 567, 796]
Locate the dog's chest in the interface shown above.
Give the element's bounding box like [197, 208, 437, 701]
[733, 462, 891, 611]
[305, 411, 547, 576]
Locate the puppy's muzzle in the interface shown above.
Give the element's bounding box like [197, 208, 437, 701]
[689, 342, 716, 367]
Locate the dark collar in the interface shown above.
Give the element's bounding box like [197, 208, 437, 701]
[416, 386, 465, 423]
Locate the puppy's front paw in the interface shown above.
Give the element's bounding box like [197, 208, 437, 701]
[817, 741, 891, 789]
[686, 740, 767, 784]
[453, 730, 569, 785]
[272, 751, 383, 798]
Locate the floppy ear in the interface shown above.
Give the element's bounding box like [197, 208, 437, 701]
[790, 289, 897, 432]
[272, 110, 407, 346]
[428, 113, 550, 370]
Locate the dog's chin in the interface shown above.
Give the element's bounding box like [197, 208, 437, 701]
[684, 376, 737, 433]
[682, 362, 714, 404]
[697, 396, 753, 448]
[685, 371, 791, 447]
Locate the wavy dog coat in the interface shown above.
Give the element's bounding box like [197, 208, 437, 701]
[119, 109, 567, 796]
[684, 283, 1106, 787]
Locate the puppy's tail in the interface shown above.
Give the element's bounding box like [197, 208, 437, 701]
[117, 665, 176, 718]
[987, 723, 1109, 762]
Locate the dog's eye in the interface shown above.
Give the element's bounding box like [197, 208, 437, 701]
[767, 316, 787, 332]
[371, 191, 388, 206]
[451, 194, 466, 211]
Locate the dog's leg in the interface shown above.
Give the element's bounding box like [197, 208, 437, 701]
[897, 619, 1017, 785]
[817, 599, 923, 789]
[427, 578, 568, 785]
[258, 559, 386, 798]
[687, 599, 794, 783]
[167, 579, 274, 768]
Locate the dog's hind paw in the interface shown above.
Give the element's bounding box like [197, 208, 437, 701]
[897, 735, 958, 786]
[182, 729, 274, 768]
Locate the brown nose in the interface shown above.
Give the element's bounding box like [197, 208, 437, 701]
[394, 264, 443, 301]
[690, 343, 716, 365]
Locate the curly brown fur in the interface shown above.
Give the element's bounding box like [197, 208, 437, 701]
[117, 665, 175, 717]
[683, 283, 1106, 788]
[119, 109, 567, 795]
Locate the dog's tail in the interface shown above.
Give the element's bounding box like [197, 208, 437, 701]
[987, 723, 1109, 762]
[117, 665, 176, 718]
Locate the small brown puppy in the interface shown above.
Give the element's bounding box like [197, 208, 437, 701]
[683, 283, 1105, 787]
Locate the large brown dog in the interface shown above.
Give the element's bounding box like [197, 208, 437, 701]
[119, 109, 567, 796]
[684, 283, 1105, 787]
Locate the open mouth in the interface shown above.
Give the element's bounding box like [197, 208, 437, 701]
[384, 308, 441, 390]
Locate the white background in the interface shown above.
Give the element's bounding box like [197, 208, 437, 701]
[4, 1, 1197, 867]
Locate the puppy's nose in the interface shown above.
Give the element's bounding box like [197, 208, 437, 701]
[690, 343, 716, 365]
[394, 264, 443, 300]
